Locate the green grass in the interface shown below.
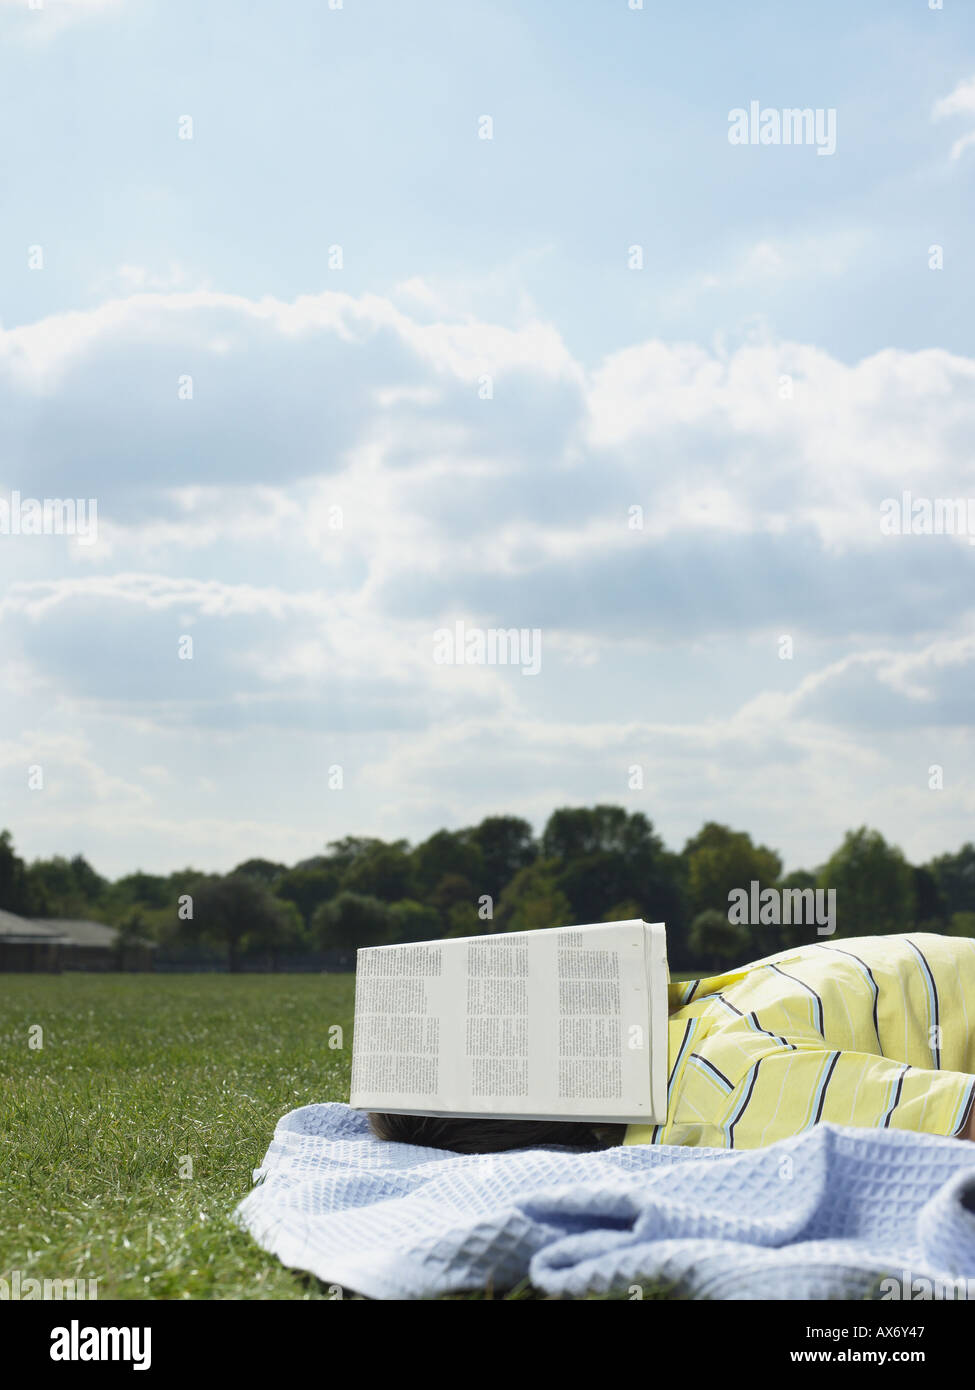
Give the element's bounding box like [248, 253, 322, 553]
[0, 973, 356, 1300]
[0, 973, 690, 1301]
[1, 972, 913, 1303]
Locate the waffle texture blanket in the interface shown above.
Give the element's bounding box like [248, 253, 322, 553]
[233, 1102, 975, 1299]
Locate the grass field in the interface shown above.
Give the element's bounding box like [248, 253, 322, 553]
[1, 972, 693, 1301]
[0, 973, 357, 1300]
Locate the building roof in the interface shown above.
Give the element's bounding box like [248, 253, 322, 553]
[33, 918, 120, 947]
[0, 910, 155, 949]
[0, 910, 69, 943]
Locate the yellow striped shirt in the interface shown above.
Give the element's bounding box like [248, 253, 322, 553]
[624, 933, 975, 1150]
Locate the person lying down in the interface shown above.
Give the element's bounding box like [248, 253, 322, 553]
[370, 932, 975, 1153]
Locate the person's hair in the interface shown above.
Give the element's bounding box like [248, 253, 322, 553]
[368, 1111, 626, 1154]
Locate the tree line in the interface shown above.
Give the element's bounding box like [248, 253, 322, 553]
[2, 808, 975, 972]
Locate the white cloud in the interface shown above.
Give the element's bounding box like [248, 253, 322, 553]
[2, 284, 975, 872]
[932, 74, 975, 160]
[0, 0, 127, 42]
[933, 75, 975, 121]
[673, 229, 869, 305]
[0, 0, 124, 10]
[948, 130, 975, 163]
[4, 285, 975, 589]
[92, 263, 203, 298]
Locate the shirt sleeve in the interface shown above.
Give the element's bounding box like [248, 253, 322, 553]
[715, 1042, 975, 1150]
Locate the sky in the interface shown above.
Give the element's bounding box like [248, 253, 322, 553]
[1, 0, 975, 879]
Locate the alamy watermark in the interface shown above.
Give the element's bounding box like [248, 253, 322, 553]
[728, 101, 836, 156]
[880, 1270, 975, 1300]
[880, 491, 975, 544]
[433, 621, 541, 676]
[0, 491, 98, 545]
[50, 1320, 150, 1371]
[728, 881, 836, 936]
[1, 1270, 98, 1300]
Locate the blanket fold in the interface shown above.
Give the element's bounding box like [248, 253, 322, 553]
[233, 1102, 975, 1300]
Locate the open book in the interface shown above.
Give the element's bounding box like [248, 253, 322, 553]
[349, 919, 670, 1125]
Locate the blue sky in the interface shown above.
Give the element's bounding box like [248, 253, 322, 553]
[2, 0, 975, 879]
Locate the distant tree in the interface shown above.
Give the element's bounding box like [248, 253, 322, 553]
[21, 803, 975, 972]
[165, 867, 207, 896]
[817, 827, 916, 937]
[108, 871, 172, 911]
[275, 865, 340, 928]
[495, 859, 573, 933]
[682, 823, 782, 920]
[128, 902, 186, 949]
[542, 805, 630, 861]
[912, 866, 949, 929]
[444, 901, 486, 937]
[543, 808, 685, 940]
[312, 891, 395, 951]
[688, 909, 752, 973]
[555, 853, 637, 925]
[115, 908, 152, 969]
[390, 899, 444, 943]
[326, 836, 407, 875]
[246, 896, 306, 970]
[23, 857, 77, 913]
[101, 867, 208, 943]
[68, 855, 107, 906]
[291, 854, 337, 873]
[232, 858, 286, 886]
[464, 816, 537, 899]
[23, 854, 106, 920]
[145, 868, 209, 944]
[0, 830, 38, 915]
[411, 830, 483, 899]
[602, 900, 643, 922]
[429, 873, 476, 918]
[340, 843, 413, 902]
[928, 844, 975, 917]
[780, 869, 816, 892]
[754, 868, 822, 954]
[192, 873, 298, 971]
[950, 912, 975, 939]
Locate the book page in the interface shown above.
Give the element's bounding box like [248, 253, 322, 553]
[350, 920, 667, 1124]
[644, 922, 670, 1121]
